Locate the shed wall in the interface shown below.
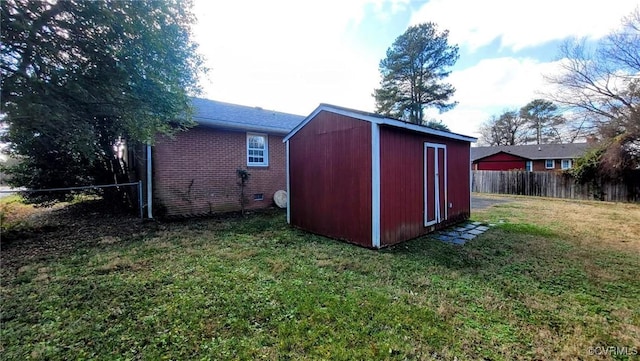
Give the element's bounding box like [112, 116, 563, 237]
[153, 127, 286, 216]
[288, 111, 372, 247]
[379, 126, 471, 246]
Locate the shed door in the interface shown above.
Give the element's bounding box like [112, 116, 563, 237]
[424, 143, 447, 226]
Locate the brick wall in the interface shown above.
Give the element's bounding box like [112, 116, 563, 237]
[532, 159, 570, 171]
[152, 126, 286, 216]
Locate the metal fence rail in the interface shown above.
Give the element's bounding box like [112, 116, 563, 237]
[0, 181, 144, 218]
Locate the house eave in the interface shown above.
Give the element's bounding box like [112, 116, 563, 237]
[195, 117, 291, 135]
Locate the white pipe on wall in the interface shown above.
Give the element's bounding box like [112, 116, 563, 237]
[146, 143, 153, 219]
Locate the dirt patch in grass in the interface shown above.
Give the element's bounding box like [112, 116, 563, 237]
[0, 200, 158, 275]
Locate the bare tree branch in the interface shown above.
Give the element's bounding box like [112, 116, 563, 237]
[544, 8, 640, 178]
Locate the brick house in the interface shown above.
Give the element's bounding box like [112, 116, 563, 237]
[471, 143, 591, 171]
[135, 98, 304, 217]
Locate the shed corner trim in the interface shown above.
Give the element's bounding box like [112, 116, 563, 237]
[371, 122, 381, 249]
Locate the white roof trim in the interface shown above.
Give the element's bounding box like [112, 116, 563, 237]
[283, 104, 477, 143]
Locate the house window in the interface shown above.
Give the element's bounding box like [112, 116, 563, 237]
[253, 193, 264, 201]
[561, 159, 572, 170]
[545, 159, 555, 169]
[525, 161, 533, 172]
[247, 133, 268, 167]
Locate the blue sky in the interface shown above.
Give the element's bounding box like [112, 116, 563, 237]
[193, 0, 639, 137]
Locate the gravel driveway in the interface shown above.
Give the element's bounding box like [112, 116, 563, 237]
[471, 194, 514, 210]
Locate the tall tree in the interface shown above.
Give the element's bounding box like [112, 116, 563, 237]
[424, 119, 450, 131]
[478, 110, 529, 146]
[373, 23, 459, 124]
[545, 8, 639, 178]
[519, 99, 565, 144]
[1, 0, 204, 205]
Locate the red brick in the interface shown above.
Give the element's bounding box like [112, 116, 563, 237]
[152, 127, 286, 216]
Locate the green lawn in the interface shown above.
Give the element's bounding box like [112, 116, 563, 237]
[1, 195, 639, 360]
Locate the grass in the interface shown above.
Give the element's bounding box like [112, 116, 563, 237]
[1, 195, 639, 360]
[0, 194, 40, 231]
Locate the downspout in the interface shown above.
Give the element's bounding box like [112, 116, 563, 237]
[286, 140, 290, 224]
[146, 143, 153, 219]
[469, 145, 472, 215]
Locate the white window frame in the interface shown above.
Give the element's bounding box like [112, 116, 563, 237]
[525, 161, 533, 172]
[561, 159, 572, 170]
[545, 159, 555, 169]
[247, 133, 269, 167]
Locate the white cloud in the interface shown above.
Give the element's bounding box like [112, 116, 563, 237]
[430, 57, 566, 137]
[410, 0, 639, 51]
[431, 107, 491, 138]
[192, 0, 403, 115]
[191, 0, 623, 142]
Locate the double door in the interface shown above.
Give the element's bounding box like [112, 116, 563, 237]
[424, 143, 447, 226]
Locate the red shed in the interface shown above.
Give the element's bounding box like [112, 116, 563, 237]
[284, 104, 477, 249]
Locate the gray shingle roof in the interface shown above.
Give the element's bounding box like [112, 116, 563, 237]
[191, 97, 305, 135]
[471, 143, 591, 161]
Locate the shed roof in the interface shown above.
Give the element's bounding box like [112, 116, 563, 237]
[471, 143, 590, 161]
[283, 103, 477, 143]
[191, 97, 305, 135]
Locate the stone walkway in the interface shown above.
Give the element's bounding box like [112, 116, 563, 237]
[434, 221, 500, 245]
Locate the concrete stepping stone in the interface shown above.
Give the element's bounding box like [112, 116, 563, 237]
[435, 221, 494, 246]
[460, 233, 476, 240]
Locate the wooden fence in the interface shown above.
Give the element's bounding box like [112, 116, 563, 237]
[472, 170, 640, 202]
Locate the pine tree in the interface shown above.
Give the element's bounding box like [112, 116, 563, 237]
[373, 23, 459, 124]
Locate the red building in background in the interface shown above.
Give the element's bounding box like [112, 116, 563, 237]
[472, 144, 590, 172]
[284, 104, 476, 249]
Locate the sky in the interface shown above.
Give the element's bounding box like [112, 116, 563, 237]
[192, 0, 639, 137]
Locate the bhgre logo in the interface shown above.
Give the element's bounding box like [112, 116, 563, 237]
[588, 346, 638, 356]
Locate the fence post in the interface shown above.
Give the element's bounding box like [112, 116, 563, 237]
[138, 180, 143, 219]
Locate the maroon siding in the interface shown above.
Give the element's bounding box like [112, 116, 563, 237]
[153, 127, 286, 216]
[289, 111, 372, 247]
[379, 126, 471, 247]
[474, 152, 526, 171]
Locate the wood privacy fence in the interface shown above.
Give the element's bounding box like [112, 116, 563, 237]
[472, 170, 640, 202]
